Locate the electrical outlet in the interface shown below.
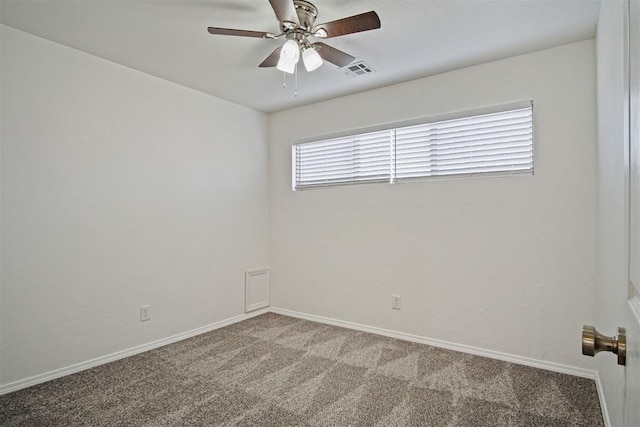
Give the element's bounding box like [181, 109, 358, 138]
[392, 295, 401, 310]
[140, 305, 151, 322]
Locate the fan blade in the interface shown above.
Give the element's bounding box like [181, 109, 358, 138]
[207, 27, 275, 39]
[313, 42, 355, 68]
[259, 47, 282, 67]
[269, 0, 300, 28]
[314, 11, 381, 39]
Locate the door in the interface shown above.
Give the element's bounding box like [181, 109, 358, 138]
[626, 0, 640, 425]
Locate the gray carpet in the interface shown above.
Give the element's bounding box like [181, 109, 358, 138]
[1, 313, 603, 426]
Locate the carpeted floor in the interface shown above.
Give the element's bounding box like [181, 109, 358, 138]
[1, 313, 603, 426]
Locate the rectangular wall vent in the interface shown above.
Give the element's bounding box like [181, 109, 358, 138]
[345, 61, 375, 76]
[245, 269, 269, 312]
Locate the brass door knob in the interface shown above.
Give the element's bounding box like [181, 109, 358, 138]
[582, 325, 626, 366]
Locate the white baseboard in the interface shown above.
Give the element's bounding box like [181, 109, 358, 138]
[0, 305, 598, 397]
[270, 307, 597, 380]
[594, 371, 612, 427]
[0, 308, 269, 396]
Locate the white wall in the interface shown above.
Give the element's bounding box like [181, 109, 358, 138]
[0, 22, 599, 390]
[0, 26, 269, 386]
[270, 40, 597, 370]
[595, 1, 628, 425]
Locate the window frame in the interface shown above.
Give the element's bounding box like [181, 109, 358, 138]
[292, 101, 534, 191]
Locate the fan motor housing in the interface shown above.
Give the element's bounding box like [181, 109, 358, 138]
[293, 0, 318, 30]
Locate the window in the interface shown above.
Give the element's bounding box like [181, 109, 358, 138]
[293, 129, 394, 189]
[293, 102, 533, 190]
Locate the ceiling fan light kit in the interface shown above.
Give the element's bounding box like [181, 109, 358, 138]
[207, 0, 381, 79]
[302, 46, 323, 72]
[277, 39, 300, 73]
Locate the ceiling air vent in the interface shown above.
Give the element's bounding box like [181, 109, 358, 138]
[344, 61, 375, 77]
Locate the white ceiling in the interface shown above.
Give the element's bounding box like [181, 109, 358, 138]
[0, 0, 600, 113]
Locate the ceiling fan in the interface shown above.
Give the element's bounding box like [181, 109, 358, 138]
[207, 0, 381, 74]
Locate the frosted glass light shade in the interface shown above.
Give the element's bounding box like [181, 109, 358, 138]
[303, 47, 323, 71]
[277, 59, 296, 74]
[277, 40, 300, 74]
[281, 40, 300, 61]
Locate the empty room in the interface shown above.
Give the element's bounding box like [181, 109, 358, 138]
[1, 0, 639, 425]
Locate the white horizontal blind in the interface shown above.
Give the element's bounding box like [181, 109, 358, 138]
[395, 106, 533, 180]
[293, 103, 533, 190]
[294, 130, 393, 189]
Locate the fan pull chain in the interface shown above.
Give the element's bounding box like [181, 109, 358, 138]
[280, 66, 299, 98]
